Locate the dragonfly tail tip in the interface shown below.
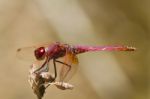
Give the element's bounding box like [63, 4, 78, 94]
[126, 46, 136, 51]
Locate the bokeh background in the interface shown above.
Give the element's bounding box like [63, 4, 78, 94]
[0, 0, 149, 99]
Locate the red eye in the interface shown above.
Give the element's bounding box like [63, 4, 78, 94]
[34, 47, 46, 60]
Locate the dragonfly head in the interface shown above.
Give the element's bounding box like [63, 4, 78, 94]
[34, 47, 46, 60]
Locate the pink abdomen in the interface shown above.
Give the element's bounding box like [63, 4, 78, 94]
[74, 45, 136, 54]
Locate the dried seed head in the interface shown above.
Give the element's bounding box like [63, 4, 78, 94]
[54, 82, 74, 90]
[28, 64, 48, 99]
[40, 72, 55, 82]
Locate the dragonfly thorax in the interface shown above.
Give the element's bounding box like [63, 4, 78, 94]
[51, 45, 66, 59]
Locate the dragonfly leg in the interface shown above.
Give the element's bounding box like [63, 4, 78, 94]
[44, 59, 57, 89]
[54, 60, 72, 79]
[55, 60, 71, 67]
[53, 59, 57, 80]
[34, 57, 49, 74]
[55, 60, 71, 81]
[45, 60, 72, 89]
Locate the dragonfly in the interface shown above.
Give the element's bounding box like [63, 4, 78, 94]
[17, 42, 136, 83]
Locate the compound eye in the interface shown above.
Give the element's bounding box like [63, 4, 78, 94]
[34, 47, 46, 60]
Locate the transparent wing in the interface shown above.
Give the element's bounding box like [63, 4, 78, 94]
[16, 42, 54, 62]
[17, 46, 37, 62]
[59, 51, 79, 82]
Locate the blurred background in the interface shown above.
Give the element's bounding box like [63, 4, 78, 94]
[0, 0, 149, 99]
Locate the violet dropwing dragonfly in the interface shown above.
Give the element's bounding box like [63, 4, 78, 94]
[17, 42, 136, 82]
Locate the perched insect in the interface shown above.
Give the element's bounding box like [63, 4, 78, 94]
[17, 42, 136, 83]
